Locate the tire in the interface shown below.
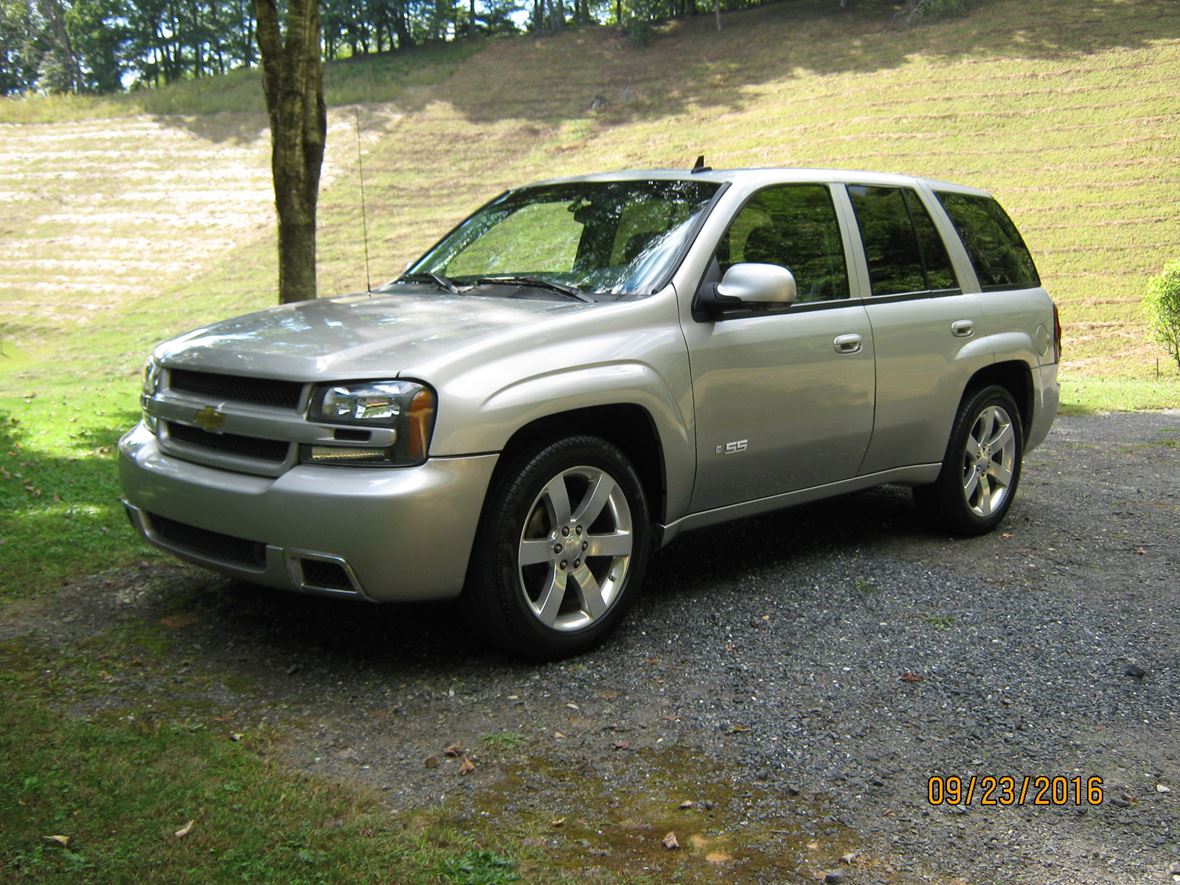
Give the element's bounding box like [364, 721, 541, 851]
[914, 384, 1024, 536]
[462, 435, 651, 659]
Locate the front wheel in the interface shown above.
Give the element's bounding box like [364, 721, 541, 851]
[915, 385, 1024, 536]
[462, 436, 650, 659]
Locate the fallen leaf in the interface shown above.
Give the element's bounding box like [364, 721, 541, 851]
[706, 851, 731, 863]
[611, 740, 631, 751]
[661, 713, 682, 722]
[160, 613, 201, 630]
[662, 831, 680, 850]
[229, 733, 244, 742]
[729, 724, 750, 733]
[175, 820, 194, 838]
[550, 818, 565, 828]
[458, 756, 476, 775]
[424, 754, 440, 769]
[678, 800, 694, 809]
[565, 702, 580, 711]
[44, 834, 70, 847]
[900, 672, 924, 683]
[1136, 547, 1147, 555]
[443, 743, 464, 757]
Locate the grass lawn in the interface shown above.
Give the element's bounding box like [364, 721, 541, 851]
[1, 0, 1177, 879]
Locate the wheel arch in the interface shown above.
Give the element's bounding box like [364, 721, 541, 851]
[489, 404, 668, 527]
[964, 361, 1034, 441]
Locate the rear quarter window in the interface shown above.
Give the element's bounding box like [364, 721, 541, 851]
[936, 192, 1041, 291]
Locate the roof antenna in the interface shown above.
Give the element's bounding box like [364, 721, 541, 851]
[353, 107, 373, 294]
[691, 154, 711, 173]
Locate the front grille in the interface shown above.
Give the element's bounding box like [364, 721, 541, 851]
[166, 421, 290, 463]
[301, 559, 354, 591]
[169, 369, 304, 410]
[150, 513, 266, 569]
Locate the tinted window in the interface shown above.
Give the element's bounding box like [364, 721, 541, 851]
[936, 192, 1041, 291]
[849, 186, 939, 298]
[717, 184, 849, 302]
[904, 190, 957, 290]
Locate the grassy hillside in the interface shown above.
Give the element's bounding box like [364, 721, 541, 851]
[3, 0, 1178, 388]
[1, 0, 1178, 596]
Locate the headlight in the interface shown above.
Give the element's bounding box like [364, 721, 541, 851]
[140, 357, 162, 432]
[305, 380, 436, 466]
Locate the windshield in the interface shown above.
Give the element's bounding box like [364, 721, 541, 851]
[401, 179, 721, 298]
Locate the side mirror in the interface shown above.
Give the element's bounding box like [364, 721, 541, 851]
[715, 263, 797, 306]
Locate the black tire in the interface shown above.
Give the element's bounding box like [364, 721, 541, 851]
[462, 435, 651, 659]
[914, 384, 1024, 536]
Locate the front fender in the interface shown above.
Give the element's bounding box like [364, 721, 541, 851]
[433, 357, 696, 524]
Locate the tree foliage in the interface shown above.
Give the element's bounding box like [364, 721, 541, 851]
[0, 0, 856, 96]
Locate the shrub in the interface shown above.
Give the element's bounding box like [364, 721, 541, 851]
[1145, 260, 1180, 370]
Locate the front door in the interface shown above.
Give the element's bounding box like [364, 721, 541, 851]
[682, 183, 876, 513]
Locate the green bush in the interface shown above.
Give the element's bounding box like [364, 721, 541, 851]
[1146, 260, 1180, 370]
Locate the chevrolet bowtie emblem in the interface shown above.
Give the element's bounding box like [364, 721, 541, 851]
[193, 406, 228, 433]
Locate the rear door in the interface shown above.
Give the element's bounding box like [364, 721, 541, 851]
[682, 183, 875, 513]
[841, 183, 993, 474]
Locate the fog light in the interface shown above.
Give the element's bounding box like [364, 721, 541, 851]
[306, 446, 390, 464]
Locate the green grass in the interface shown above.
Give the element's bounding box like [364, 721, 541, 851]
[0, 634, 542, 884]
[0, 40, 485, 123]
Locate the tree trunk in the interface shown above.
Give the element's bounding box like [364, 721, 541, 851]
[254, 0, 326, 303]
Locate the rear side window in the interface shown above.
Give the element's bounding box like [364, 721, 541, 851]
[847, 185, 959, 297]
[936, 192, 1041, 291]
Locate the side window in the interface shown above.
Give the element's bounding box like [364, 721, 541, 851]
[717, 184, 849, 302]
[904, 191, 957, 291]
[847, 185, 959, 297]
[936, 191, 1041, 291]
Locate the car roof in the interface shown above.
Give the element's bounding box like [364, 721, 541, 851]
[524, 167, 991, 197]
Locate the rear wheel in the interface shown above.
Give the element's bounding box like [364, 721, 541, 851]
[463, 435, 650, 659]
[915, 385, 1023, 536]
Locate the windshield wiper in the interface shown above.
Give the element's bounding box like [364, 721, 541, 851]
[473, 276, 594, 303]
[398, 271, 465, 295]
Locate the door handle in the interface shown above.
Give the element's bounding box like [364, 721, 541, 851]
[951, 320, 975, 338]
[834, 333, 863, 354]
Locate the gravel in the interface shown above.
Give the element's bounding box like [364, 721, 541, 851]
[7, 411, 1178, 883]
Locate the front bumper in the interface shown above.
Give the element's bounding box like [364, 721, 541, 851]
[118, 423, 498, 602]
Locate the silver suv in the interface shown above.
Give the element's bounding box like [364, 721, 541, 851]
[119, 167, 1060, 658]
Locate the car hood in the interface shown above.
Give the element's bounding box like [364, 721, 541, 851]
[154, 288, 591, 380]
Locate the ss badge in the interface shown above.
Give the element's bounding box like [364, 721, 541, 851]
[716, 439, 748, 455]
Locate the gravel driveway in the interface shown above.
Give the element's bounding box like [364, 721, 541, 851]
[10, 411, 1179, 883]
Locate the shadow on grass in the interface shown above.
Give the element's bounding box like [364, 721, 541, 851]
[142, 0, 1180, 144]
[0, 403, 144, 600]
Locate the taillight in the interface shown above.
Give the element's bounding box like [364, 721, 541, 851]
[1052, 302, 1062, 363]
